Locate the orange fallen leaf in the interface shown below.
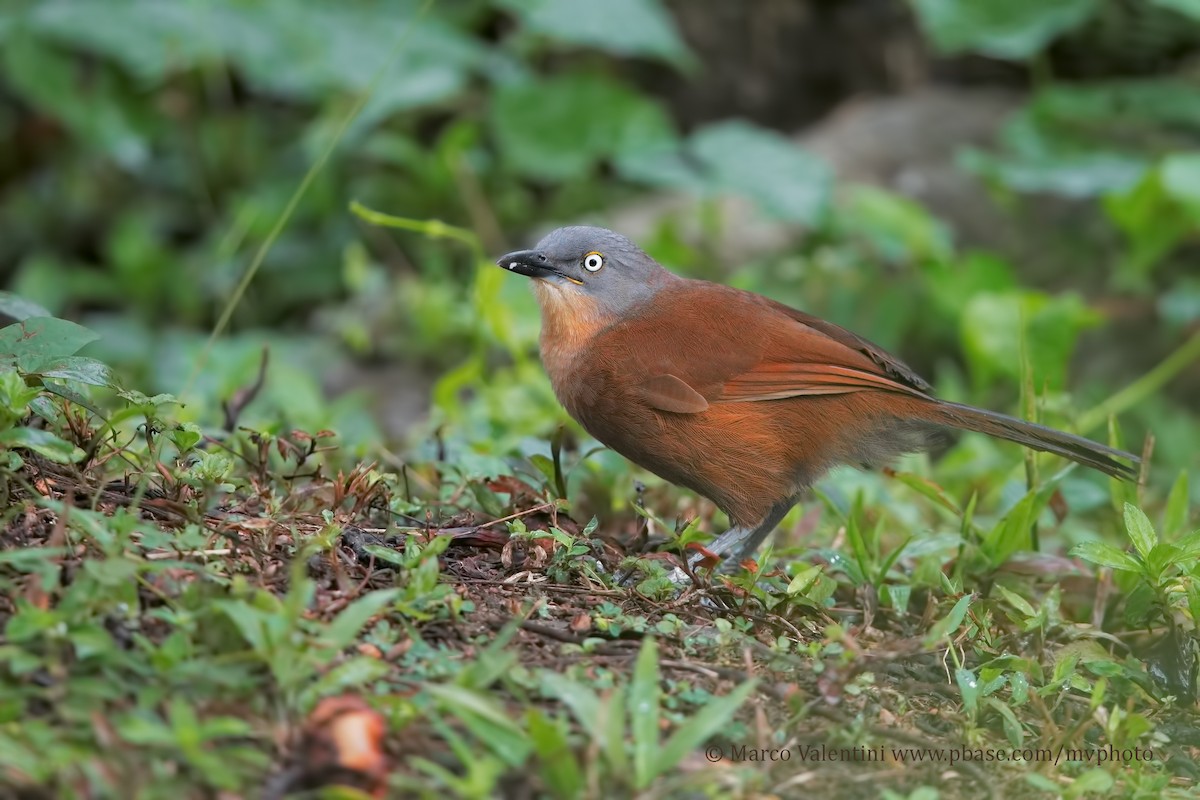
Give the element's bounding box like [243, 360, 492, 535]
[287, 695, 389, 798]
[683, 542, 722, 570]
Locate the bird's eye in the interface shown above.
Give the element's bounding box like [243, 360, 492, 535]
[582, 252, 604, 272]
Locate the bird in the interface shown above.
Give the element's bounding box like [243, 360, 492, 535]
[495, 226, 1140, 577]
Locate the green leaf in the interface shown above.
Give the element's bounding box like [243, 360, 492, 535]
[83, 557, 139, 587]
[961, 290, 1101, 391]
[498, 0, 692, 67]
[982, 479, 1062, 567]
[527, 709, 584, 800]
[925, 593, 974, 646]
[1, 35, 148, 166]
[1123, 582, 1158, 627]
[456, 616, 521, 690]
[33, 356, 115, 387]
[1025, 774, 1061, 793]
[304, 657, 391, 703]
[28, 0, 484, 119]
[1123, 503, 1158, 560]
[322, 588, 400, 651]
[785, 563, 823, 596]
[955, 78, 1200, 201]
[41, 381, 107, 419]
[1160, 279, 1200, 327]
[0, 293, 51, 321]
[964, 146, 1147, 199]
[491, 72, 677, 181]
[629, 637, 661, 788]
[996, 584, 1036, 618]
[1049, 642, 1092, 687]
[170, 424, 203, 453]
[602, 684, 631, 776]
[1176, 528, 1200, 560]
[541, 673, 602, 732]
[986, 698, 1025, 748]
[1069, 541, 1140, 573]
[426, 684, 531, 767]
[115, 713, 171, 745]
[214, 600, 273, 655]
[842, 186, 954, 263]
[117, 389, 179, 407]
[1065, 768, 1114, 798]
[1143, 542, 1179, 583]
[1029, 80, 1200, 130]
[427, 683, 526, 737]
[841, 493, 873, 584]
[196, 715, 255, 740]
[1161, 152, 1200, 205]
[659, 677, 756, 776]
[885, 584, 911, 614]
[911, 0, 1100, 59]
[1151, 0, 1200, 21]
[0, 427, 84, 463]
[1105, 166, 1199, 282]
[955, 667, 980, 715]
[621, 120, 833, 225]
[0, 317, 100, 373]
[888, 471, 961, 515]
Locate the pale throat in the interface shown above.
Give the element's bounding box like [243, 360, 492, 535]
[532, 280, 612, 379]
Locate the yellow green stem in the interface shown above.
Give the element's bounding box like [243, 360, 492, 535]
[181, 0, 438, 400]
[1078, 332, 1200, 435]
[348, 201, 484, 260]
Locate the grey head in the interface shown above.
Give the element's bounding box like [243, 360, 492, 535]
[496, 226, 673, 317]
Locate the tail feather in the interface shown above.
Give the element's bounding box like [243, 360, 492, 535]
[924, 400, 1140, 481]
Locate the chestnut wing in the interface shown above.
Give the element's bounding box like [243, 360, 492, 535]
[623, 281, 930, 413]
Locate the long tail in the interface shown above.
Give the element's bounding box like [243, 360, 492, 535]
[917, 399, 1141, 481]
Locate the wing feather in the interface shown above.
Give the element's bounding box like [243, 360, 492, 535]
[639, 374, 710, 414]
[718, 363, 926, 403]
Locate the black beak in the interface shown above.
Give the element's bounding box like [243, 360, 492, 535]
[496, 249, 560, 280]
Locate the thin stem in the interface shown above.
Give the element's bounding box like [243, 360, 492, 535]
[349, 201, 484, 261]
[182, 0, 438, 400]
[1077, 332, 1200, 435]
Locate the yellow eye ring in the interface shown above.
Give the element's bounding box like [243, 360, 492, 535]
[582, 252, 605, 272]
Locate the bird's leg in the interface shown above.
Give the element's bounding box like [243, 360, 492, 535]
[669, 500, 796, 585]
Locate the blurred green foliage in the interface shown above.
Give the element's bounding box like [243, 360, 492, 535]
[1, 0, 1198, 487]
[2, 3, 1200, 796]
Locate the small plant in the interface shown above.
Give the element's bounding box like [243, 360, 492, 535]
[1071, 491, 1199, 700]
[0, 304, 114, 472]
[539, 637, 756, 794]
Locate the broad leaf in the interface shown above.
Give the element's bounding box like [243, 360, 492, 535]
[1163, 470, 1190, 537]
[492, 72, 677, 181]
[497, 0, 692, 67]
[1152, 0, 1200, 21]
[0, 293, 52, 321]
[0, 427, 84, 463]
[323, 588, 401, 651]
[629, 637, 661, 788]
[426, 683, 531, 767]
[658, 677, 756, 776]
[1069, 541, 1140, 573]
[1123, 503, 1158, 560]
[911, 0, 1100, 60]
[34, 356, 116, 388]
[961, 290, 1101, 390]
[621, 120, 833, 224]
[0, 318, 100, 373]
[1161, 152, 1200, 204]
[924, 593, 974, 646]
